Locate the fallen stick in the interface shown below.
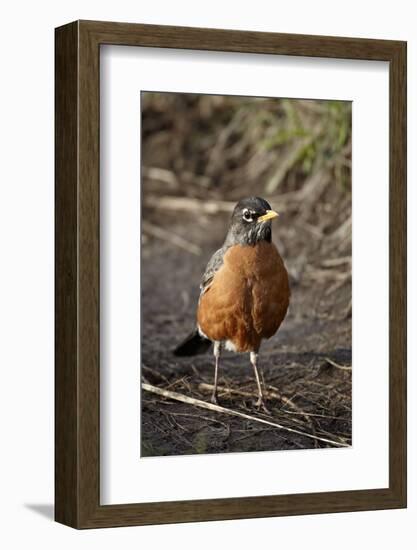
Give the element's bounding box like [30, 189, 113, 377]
[142, 383, 349, 448]
[198, 382, 283, 401]
[143, 193, 300, 216]
[142, 166, 178, 188]
[320, 256, 352, 268]
[142, 220, 201, 255]
[143, 196, 234, 215]
[198, 382, 302, 415]
[324, 357, 352, 371]
[199, 382, 319, 448]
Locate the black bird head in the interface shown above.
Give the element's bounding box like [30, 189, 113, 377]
[224, 196, 279, 246]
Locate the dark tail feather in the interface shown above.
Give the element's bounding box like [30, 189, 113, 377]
[173, 330, 211, 356]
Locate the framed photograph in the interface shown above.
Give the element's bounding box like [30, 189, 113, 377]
[55, 20, 406, 528]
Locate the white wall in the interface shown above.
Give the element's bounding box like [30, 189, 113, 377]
[0, 1, 415, 547]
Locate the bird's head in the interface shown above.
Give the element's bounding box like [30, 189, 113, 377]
[225, 196, 279, 246]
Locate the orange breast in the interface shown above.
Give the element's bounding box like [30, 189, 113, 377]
[197, 241, 290, 352]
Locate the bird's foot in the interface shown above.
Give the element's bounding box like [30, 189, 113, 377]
[255, 398, 271, 415]
[211, 394, 219, 405]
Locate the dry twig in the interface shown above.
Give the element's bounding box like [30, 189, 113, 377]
[324, 357, 352, 371]
[142, 220, 201, 255]
[142, 382, 349, 448]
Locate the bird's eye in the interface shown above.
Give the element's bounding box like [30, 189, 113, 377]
[242, 209, 253, 222]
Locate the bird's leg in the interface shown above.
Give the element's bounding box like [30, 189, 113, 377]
[250, 351, 270, 414]
[211, 341, 221, 405]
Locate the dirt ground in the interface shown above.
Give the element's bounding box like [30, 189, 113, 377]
[140, 93, 352, 457]
[141, 210, 352, 457]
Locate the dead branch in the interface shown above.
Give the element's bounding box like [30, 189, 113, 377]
[144, 195, 234, 214]
[142, 166, 179, 188]
[199, 381, 313, 429]
[198, 381, 283, 401]
[142, 382, 349, 448]
[142, 220, 201, 255]
[324, 357, 352, 371]
[321, 256, 351, 268]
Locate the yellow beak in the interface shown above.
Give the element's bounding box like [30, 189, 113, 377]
[257, 209, 279, 223]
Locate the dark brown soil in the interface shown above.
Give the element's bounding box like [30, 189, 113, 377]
[141, 212, 351, 457]
[140, 93, 352, 457]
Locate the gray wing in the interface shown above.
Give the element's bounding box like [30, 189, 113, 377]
[200, 247, 226, 295]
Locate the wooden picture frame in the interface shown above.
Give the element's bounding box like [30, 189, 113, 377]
[55, 20, 407, 528]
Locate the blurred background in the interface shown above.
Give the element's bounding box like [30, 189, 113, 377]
[141, 92, 352, 457]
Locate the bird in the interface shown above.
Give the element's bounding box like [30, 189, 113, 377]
[174, 196, 290, 412]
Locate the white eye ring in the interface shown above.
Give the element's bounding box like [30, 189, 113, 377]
[242, 208, 253, 222]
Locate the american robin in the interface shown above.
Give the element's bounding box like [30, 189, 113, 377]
[174, 196, 290, 412]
